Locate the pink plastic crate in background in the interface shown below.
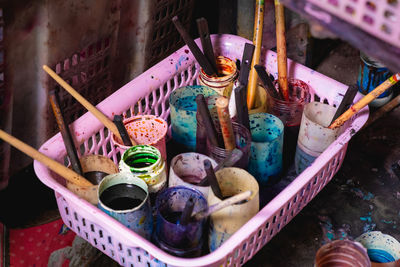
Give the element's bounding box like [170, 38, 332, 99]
[33, 34, 369, 267]
[306, 0, 400, 49]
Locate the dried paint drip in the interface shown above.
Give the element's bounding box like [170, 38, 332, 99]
[111, 115, 168, 161]
[355, 231, 400, 264]
[248, 113, 284, 186]
[119, 145, 166, 189]
[153, 186, 208, 257]
[97, 173, 153, 241]
[170, 85, 218, 150]
[295, 102, 341, 174]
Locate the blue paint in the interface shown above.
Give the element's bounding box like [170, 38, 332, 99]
[169, 86, 217, 150]
[294, 145, 317, 174]
[248, 113, 284, 186]
[175, 55, 188, 71]
[209, 221, 231, 252]
[368, 249, 396, 263]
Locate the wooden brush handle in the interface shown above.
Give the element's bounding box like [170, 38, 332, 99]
[275, 0, 289, 101]
[216, 97, 236, 151]
[43, 65, 128, 144]
[0, 129, 93, 187]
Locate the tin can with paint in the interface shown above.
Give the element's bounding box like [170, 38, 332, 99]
[67, 154, 119, 205]
[198, 55, 238, 97]
[168, 152, 217, 198]
[358, 52, 393, 107]
[294, 102, 341, 175]
[268, 78, 311, 169]
[206, 122, 251, 169]
[98, 172, 153, 241]
[248, 113, 284, 186]
[119, 145, 167, 197]
[355, 231, 400, 265]
[153, 186, 208, 257]
[111, 115, 168, 161]
[208, 167, 259, 252]
[315, 239, 371, 267]
[169, 85, 217, 151]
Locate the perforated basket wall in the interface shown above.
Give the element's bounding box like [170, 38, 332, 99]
[307, 0, 400, 49]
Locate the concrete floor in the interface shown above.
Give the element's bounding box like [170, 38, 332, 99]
[1, 40, 400, 266]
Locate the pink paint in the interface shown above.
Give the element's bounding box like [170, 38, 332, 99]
[111, 115, 168, 160]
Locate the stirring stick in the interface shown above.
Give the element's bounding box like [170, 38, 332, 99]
[234, 85, 250, 131]
[193, 191, 252, 220]
[195, 94, 220, 147]
[254, 64, 281, 100]
[329, 84, 358, 125]
[172, 16, 217, 76]
[43, 65, 137, 146]
[238, 43, 255, 87]
[113, 115, 133, 147]
[196, 17, 218, 74]
[216, 97, 236, 150]
[363, 93, 400, 129]
[49, 90, 84, 176]
[198, 148, 243, 186]
[275, 0, 289, 101]
[203, 159, 223, 199]
[0, 129, 93, 187]
[247, 0, 265, 109]
[179, 197, 195, 226]
[329, 73, 400, 129]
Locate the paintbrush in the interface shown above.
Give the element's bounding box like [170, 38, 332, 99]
[203, 159, 223, 199]
[195, 94, 221, 147]
[113, 115, 133, 147]
[179, 197, 195, 226]
[247, 0, 266, 109]
[0, 129, 93, 187]
[172, 16, 217, 76]
[234, 85, 250, 131]
[275, 0, 289, 101]
[329, 73, 400, 129]
[198, 148, 243, 186]
[43, 65, 137, 146]
[49, 89, 84, 176]
[329, 84, 358, 125]
[254, 64, 281, 100]
[193, 191, 252, 220]
[216, 96, 236, 150]
[196, 17, 218, 75]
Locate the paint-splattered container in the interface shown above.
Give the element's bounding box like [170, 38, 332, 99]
[248, 113, 284, 186]
[170, 85, 217, 151]
[198, 55, 238, 97]
[356, 231, 400, 264]
[315, 239, 371, 267]
[111, 115, 168, 161]
[153, 186, 208, 257]
[357, 52, 393, 107]
[295, 102, 341, 174]
[268, 78, 311, 168]
[67, 154, 119, 205]
[119, 145, 167, 196]
[97, 172, 153, 241]
[206, 122, 251, 169]
[168, 152, 217, 198]
[208, 167, 259, 252]
[248, 85, 268, 115]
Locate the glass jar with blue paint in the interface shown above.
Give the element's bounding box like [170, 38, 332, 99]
[248, 113, 284, 186]
[169, 85, 217, 151]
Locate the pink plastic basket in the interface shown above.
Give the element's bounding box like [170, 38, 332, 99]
[305, 0, 400, 49]
[34, 34, 369, 267]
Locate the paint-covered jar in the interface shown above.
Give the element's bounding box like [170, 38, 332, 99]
[358, 52, 393, 107]
[205, 122, 251, 169]
[208, 167, 259, 252]
[169, 85, 217, 151]
[111, 115, 168, 161]
[268, 78, 311, 169]
[119, 145, 167, 196]
[198, 55, 238, 97]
